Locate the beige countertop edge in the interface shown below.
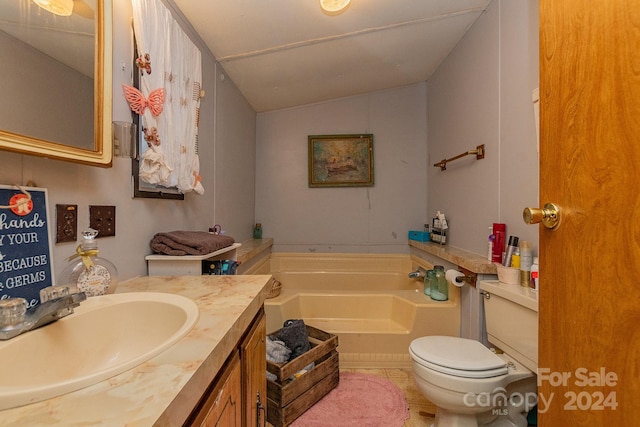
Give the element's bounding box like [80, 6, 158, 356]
[409, 240, 497, 275]
[237, 238, 274, 264]
[0, 274, 272, 427]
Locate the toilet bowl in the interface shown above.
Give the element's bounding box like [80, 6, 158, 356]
[410, 336, 536, 426]
[410, 280, 539, 427]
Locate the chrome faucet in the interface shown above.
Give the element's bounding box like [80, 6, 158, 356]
[0, 285, 87, 340]
[408, 266, 428, 279]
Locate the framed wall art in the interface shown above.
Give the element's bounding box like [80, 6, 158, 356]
[308, 134, 374, 187]
[0, 185, 54, 307]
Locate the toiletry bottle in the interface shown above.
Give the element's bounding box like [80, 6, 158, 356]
[511, 248, 521, 269]
[487, 226, 495, 262]
[519, 241, 533, 287]
[432, 215, 441, 243]
[57, 229, 118, 297]
[492, 223, 506, 263]
[439, 213, 448, 245]
[430, 265, 448, 301]
[253, 223, 263, 239]
[530, 257, 539, 290]
[503, 236, 519, 267]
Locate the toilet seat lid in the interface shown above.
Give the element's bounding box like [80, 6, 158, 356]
[410, 336, 508, 378]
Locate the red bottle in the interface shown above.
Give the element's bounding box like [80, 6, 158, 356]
[492, 223, 506, 263]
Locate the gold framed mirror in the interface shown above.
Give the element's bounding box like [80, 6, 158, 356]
[0, 0, 112, 167]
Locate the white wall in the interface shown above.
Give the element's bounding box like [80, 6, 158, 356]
[427, 0, 539, 256]
[213, 66, 257, 237]
[255, 1, 538, 258]
[255, 84, 428, 253]
[0, 0, 257, 281]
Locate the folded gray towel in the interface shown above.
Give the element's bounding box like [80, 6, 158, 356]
[267, 336, 291, 364]
[275, 319, 311, 361]
[266, 336, 291, 381]
[150, 231, 235, 256]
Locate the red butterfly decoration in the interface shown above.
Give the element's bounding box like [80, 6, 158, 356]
[122, 84, 165, 117]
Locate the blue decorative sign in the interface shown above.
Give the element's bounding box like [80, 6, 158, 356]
[0, 185, 53, 309]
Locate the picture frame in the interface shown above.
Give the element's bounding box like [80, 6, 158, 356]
[308, 134, 374, 187]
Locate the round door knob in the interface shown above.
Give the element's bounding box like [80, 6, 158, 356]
[523, 203, 561, 229]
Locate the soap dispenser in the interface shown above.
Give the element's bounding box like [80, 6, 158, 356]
[57, 229, 118, 297]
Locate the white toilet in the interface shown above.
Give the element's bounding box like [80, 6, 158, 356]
[410, 280, 538, 427]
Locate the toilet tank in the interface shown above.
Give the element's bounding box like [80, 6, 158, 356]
[478, 280, 538, 372]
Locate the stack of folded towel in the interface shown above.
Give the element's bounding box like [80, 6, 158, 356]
[266, 319, 315, 382]
[150, 230, 235, 256]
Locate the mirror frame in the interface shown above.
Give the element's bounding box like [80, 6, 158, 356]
[0, 0, 113, 167]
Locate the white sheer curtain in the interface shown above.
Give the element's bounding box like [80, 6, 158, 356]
[128, 0, 204, 194]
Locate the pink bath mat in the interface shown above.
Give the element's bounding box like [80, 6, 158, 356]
[290, 372, 410, 427]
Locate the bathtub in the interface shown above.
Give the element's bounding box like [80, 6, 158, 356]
[264, 253, 460, 368]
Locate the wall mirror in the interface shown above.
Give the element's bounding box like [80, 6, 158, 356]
[0, 0, 112, 166]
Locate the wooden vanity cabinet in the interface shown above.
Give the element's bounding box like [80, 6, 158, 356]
[190, 351, 243, 426]
[186, 308, 266, 427]
[242, 311, 266, 427]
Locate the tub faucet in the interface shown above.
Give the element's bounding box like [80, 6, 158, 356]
[408, 266, 428, 279]
[0, 285, 87, 340]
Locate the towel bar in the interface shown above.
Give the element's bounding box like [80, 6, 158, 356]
[434, 144, 485, 171]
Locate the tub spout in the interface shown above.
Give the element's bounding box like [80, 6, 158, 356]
[408, 266, 428, 279]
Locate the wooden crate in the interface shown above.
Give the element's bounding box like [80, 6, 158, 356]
[266, 325, 339, 427]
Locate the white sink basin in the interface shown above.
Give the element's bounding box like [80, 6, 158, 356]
[0, 292, 199, 410]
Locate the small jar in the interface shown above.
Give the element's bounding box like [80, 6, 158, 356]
[253, 223, 263, 239]
[431, 265, 448, 301]
[424, 270, 435, 296]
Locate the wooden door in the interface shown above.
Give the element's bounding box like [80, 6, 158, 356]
[539, 0, 640, 424]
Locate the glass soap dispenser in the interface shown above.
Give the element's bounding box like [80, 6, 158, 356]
[57, 229, 118, 297]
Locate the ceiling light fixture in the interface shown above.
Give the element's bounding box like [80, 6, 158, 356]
[33, 0, 74, 16]
[320, 0, 351, 15]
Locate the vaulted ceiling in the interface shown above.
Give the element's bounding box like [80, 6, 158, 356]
[1, 0, 493, 113]
[172, 0, 493, 112]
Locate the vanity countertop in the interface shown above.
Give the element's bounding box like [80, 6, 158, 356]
[237, 237, 273, 264]
[409, 240, 497, 274]
[0, 274, 272, 426]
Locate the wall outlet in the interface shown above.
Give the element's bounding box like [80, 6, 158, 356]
[56, 204, 78, 243]
[89, 205, 116, 237]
